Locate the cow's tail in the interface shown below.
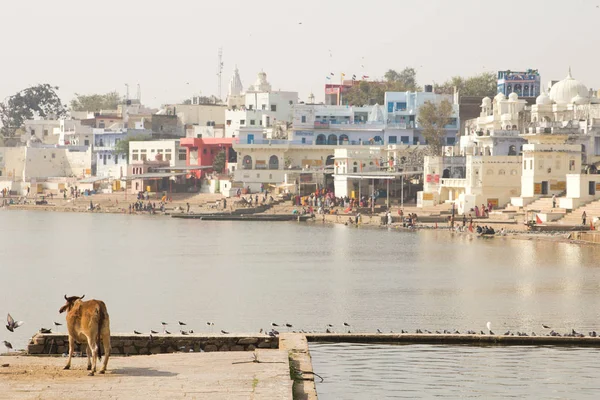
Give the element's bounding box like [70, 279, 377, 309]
[97, 306, 106, 361]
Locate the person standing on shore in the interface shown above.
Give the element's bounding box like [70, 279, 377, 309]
[552, 194, 556, 208]
[582, 211, 587, 226]
[186, 203, 190, 213]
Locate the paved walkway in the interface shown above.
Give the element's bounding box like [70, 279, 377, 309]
[0, 350, 293, 400]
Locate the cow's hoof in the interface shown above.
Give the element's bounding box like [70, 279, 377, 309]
[87, 365, 92, 371]
[99, 370, 105, 374]
[88, 372, 95, 377]
[63, 366, 70, 370]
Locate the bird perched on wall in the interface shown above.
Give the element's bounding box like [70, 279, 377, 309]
[39, 328, 52, 334]
[150, 330, 159, 334]
[6, 314, 24, 332]
[486, 322, 494, 335]
[221, 330, 229, 335]
[271, 323, 279, 327]
[178, 321, 186, 326]
[134, 330, 142, 335]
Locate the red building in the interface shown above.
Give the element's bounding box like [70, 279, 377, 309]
[179, 137, 238, 177]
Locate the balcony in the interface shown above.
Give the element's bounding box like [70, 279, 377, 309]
[441, 178, 467, 188]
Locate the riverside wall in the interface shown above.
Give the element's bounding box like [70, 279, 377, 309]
[27, 333, 278, 355]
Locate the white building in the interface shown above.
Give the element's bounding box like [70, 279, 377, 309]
[23, 120, 61, 145]
[225, 71, 298, 138]
[129, 140, 187, 168]
[94, 126, 152, 179]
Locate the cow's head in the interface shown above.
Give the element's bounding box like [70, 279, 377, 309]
[59, 294, 85, 313]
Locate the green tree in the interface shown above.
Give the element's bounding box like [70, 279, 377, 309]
[435, 72, 497, 97]
[70, 91, 122, 112]
[114, 136, 152, 162]
[0, 84, 67, 137]
[212, 150, 226, 173]
[417, 99, 454, 156]
[342, 67, 420, 106]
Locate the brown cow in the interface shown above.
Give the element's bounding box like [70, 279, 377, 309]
[59, 295, 111, 376]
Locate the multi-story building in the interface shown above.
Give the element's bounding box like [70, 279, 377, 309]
[129, 140, 187, 168]
[225, 71, 297, 138]
[497, 69, 541, 98]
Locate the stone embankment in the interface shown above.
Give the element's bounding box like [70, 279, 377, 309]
[28, 333, 278, 355]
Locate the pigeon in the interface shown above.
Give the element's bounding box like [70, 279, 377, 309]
[326, 328, 332, 333]
[161, 322, 168, 326]
[271, 323, 279, 327]
[181, 330, 189, 335]
[271, 329, 280, 335]
[401, 330, 407, 334]
[189, 330, 194, 334]
[206, 322, 214, 326]
[150, 330, 159, 334]
[40, 328, 52, 334]
[3, 341, 12, 351]
[285, 323, 292, 328]
[268, 331, 277, 337]
[343, 322, 350, 327]
[486, 322, 493, 335]
[542, 324, 551, 329]
[53, 322, 62, 327]
[6, 314, 24, 332]
[164, 330, 171, 335]
[221, 330, 229, 335]
[178, 321, 186, 326]
[377, 329, 382, 334]
[133, 330, 142, 335]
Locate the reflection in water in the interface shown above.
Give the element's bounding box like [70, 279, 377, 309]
[1, 211, 600, 350]
[310, 343, 600, 399]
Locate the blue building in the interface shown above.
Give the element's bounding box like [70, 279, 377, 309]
[497, 69, 540, 98]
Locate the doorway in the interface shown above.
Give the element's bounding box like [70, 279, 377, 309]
[541, 181, 549, 195]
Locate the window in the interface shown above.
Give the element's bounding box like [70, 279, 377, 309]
[250, 120, 255, 125]
[301, 116, 306, 123]
[447, 137, 456, 145]
[51, 153, 55, 159]
[271, 104, 277, 112]
[178, 152, 186, 161]
[523, 160, 526, 170]
[84, 140, 89, 146]
[226, 120, 232, 125]
[248, 105, 253, 110]
[262, 104, 266, 110]
[203, 149, 207, 154]
[529, 160, 533, 169]
[389, 136, 397, 144]
[240, 119, 246, 125]
[132, 154, 139, 161]
[31, 129, 36, 136]
[401, 136, 409, 144]
[43, 129, 48, 136]
[569, 159, 576, 171]
[413, 137, 419, 145]
[114, 154, 118, 164]
[141, 154, 147, 161]
[99, 123, 105, 128]
[165, 154, 171, 161]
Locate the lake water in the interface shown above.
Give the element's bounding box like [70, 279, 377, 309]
[2, 210, 600, 397]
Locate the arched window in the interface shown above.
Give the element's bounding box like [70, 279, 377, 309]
[442, 168, 450, 178]
[353, 161, 358, 173]
[325, 155, 335, 166]
[512, 125, 517, 130]
[487, 169, 494, 175]
[373, 135, 383, 144]
[268, 155, 279, 170]
[242, 155, 252, 169]
[316, 134, 326, 145]
[327, 134, 337, 145]
[338, 134, 349, 144]
[499, 169, 506, 175]
[508, 145, 516, 156]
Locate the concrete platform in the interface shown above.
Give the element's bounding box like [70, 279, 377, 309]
[0, 350, 293, 400]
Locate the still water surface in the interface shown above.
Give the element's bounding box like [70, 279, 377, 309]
[2, 210, 600, 397]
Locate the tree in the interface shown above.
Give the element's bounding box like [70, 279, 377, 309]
[70, 91, 122, 112]
[342, 67, 420, 106]
[0, 84, 67, 137]
[212, 150, 226, 174]
[114, 136, 152, 162]
[435, 72, 497, 97]
[417, 99, 454, 156]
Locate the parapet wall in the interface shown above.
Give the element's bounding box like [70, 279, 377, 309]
[27, 333, 278, 355]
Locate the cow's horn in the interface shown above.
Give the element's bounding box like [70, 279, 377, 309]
[80, 294, 85, 300]
[64, 294, 68, 301]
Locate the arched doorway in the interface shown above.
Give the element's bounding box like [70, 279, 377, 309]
[242, 155, 252, 169]
[508, 145, 516, 156]
[316, 134, 326, 145]
[268, 155, 279, 170]
[338, 134, 349, 145]
[327, 134, 337, 145]
[325, 155, 335, 166]
[373, 135, 383, 144]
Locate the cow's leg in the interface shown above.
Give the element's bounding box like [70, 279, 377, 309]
[86, 344, 92, 370]
[86, 335, 97, 376]
[98, 333, 111, 374]
[64, 335, 74, 370]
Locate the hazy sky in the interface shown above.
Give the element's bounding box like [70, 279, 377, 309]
[1, 0, 598, 108]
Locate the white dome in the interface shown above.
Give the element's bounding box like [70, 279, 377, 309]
[571, 95, 590, 105]
[508, 92, 518, 101]
[536, 92, 552, 105]
[494, 93, 506, 102]
[549, 69, 588, 105]
[481, 97, 491, 106]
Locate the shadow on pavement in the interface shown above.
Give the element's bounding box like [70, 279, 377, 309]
[111, 367, 178, 377]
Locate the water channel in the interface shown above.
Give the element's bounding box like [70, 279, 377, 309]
[2, 210, 600, 397]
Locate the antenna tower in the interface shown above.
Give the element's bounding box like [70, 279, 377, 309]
[137, 84, 141, 102]
[217, 47, 224, 101]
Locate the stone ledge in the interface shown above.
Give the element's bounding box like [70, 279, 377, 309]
[27, 333, 278, 355]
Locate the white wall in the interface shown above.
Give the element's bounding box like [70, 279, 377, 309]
[130, 140, 186, 167]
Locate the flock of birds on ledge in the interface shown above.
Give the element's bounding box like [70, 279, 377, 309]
[4, 316, 600, 352]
